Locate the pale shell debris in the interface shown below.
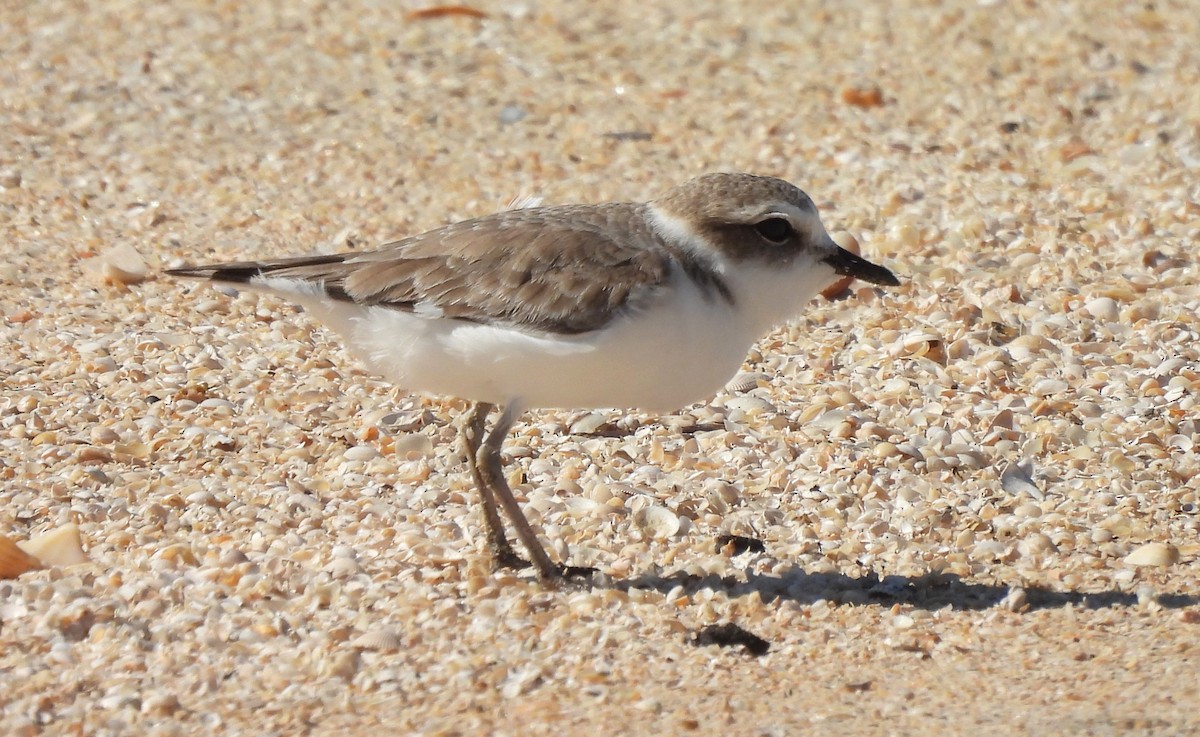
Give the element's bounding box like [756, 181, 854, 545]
[634, 505, 682, 539]
[391, 432, 434, 458]
[86, 242, 150, 285]
[1000, 587, 1029, 613]
[723, 395, 774, 415]
[725, 371, 769, 393]
[18, 524, 87, 567]
[999, 462, 1044, 501]
[343, 445, 381, 462]
[1124, 542, 1180, 568]
[569, 411, 609, 435]
[1083, 297, 1119, 321]
[351, 628, 404, 651]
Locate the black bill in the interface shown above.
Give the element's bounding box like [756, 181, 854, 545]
[823, 246, 900, 287]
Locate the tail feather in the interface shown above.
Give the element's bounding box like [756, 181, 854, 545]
[163, 254, 350, 284]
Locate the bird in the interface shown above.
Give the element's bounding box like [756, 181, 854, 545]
[165, 172, 900, 583]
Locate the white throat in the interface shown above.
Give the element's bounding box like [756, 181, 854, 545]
[645, 203, 836, 335]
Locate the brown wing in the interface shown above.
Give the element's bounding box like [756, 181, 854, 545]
[166, 203, 673, 335]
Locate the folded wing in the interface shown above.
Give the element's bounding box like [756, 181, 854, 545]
[166, 203, 672, 335]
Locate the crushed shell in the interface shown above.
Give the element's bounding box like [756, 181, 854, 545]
[0, 535, 42, 579]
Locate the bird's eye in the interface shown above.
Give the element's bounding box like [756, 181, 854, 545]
[754, 217, 793, 244]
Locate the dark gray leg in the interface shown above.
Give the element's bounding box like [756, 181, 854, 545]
[461, 402, 527, 571]
[472, 402, 561, 581]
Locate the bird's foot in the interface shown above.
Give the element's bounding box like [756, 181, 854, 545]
[490, 542, 533, 573]
[488, 540, 597, 586]
[559, 564, 599, 580]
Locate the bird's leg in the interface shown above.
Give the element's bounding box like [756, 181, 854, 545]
[476, 403, 562, 582]
[461, 402, 526, 571]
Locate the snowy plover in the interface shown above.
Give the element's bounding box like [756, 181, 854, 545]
[167, 172, 900, 583]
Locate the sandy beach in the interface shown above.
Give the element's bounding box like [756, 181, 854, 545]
[2, 1, 1198, 734]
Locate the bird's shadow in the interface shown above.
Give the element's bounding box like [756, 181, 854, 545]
[601, 564, 1198, 612]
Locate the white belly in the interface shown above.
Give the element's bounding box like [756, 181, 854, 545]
[336, 274, 749, 412]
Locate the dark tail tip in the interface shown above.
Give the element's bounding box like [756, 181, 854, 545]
[164, 254, 348, 284]
[163, 265, 262, 283]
